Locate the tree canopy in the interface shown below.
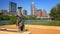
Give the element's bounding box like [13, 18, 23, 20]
[49, 3, 60, 20]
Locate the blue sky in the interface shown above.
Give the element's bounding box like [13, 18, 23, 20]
[0, 0, 60, 15]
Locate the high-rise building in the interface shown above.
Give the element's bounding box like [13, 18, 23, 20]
[42, 10, 48, 17]
[36, 9, 49, 18]
[0, 10, 2, 13]
[23, 10, 27, 16]
[31, 2, 36, 16]
[0, 10, 8, 15]
[9, 2, 17, 15]
[31, 2, 49, 18]
[36, 9, 42, 17]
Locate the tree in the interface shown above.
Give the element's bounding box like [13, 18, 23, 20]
[57, 4, 60, 17]
[49, 3, 60, 20]
[50, 7, 57, 18]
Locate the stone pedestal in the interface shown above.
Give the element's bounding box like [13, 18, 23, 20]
[0, 28, 31, 34]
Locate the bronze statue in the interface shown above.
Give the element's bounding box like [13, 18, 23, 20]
[16, 7, 25, 32]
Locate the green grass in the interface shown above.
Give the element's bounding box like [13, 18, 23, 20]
[6, 16, 16, 25]
[28, 21, 60, 26]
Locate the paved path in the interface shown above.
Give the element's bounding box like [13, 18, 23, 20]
[0, 25, 60, 34]
[0, 25, 30, 34]
[25, 25, 60, 30]
[25, 25, 60, 34]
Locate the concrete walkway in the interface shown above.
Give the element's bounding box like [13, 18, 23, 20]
[0, 25, 60, 34]
[25, 25, 60, 34]
[25, 25, 60, 30]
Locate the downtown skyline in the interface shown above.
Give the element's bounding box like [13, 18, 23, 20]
[0, 0, 60, 15]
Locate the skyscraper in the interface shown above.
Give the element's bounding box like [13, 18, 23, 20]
[36, 9, 42, 17]
[9, 2, 17, 15]
[0, 10, 8, 15]
[23, 10, 27, 16]
[31, 2, 36, 16]
[42, 10, 48, 17]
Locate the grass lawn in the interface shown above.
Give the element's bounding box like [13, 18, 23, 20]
[26, 21, 60, 26]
